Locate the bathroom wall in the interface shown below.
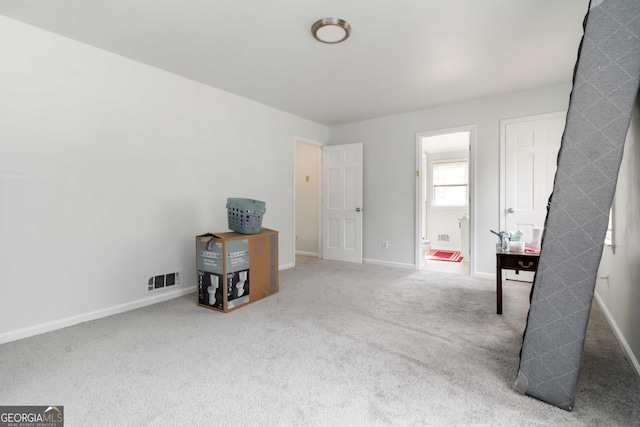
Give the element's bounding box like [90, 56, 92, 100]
[0, 16, 328, 343]
[425, 150, 469, 251]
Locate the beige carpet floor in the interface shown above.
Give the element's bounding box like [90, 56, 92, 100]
[1, 255, 639, 426]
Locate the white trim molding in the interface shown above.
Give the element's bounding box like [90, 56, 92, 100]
[296, 251, 319, 257]
[363, 258, 415, 269]
[0, 286, 196, 345]
[594, 291, 640, 378]
[279, 263, 295, 270]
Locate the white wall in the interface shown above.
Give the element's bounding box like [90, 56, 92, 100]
[295, 142, 321, 255]
[328, 84, 572, 274]
[0, 17, 328, 342]
[595, 99, 640, 374]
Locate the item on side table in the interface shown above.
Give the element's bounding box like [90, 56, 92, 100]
[510, 241, 525, 252]
[526, 227, 543, 249]
[499, 231, 511, 251]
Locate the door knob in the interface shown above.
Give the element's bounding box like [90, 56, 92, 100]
[356, 207, 362, 212]
[507, 208, 515, 213]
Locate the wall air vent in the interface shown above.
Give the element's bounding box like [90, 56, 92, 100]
[146, 270, 182, 293]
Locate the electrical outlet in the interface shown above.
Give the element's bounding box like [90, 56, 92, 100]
[382, 240, 389, 249]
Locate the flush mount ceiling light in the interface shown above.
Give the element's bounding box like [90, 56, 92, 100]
[311, 18, 351, 44]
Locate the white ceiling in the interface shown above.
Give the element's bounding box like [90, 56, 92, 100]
[0, 0, 589, 126]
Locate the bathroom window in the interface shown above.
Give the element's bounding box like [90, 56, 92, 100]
[432, 161, 468, 207]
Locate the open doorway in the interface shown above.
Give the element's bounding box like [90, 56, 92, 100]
[416, 127, 474, 275]
[294, 139, 322, 259]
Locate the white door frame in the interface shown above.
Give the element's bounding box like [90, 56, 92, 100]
[499, 111, 566, 231]
[293, 137, 324, 268]
[415, 125, 477, 275]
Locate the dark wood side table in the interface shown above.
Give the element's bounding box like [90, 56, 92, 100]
[496, 249, 540, 314]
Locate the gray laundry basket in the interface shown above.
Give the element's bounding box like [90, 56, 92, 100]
[226, 198, 266, 234]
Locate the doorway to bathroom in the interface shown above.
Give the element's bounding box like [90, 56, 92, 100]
[416, 126, 474, 275]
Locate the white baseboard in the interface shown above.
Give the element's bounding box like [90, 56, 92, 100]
[594, 291, 640, 378]
[0, 285, 197, 345]
[295, 251, 319, 257]
[363, 258, 415, 269]
[0, 261, 307, 344]
[279, 263, 295, 270]
[473, 272, 495, 280]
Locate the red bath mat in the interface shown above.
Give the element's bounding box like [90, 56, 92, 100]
[425, 250, 463, 263]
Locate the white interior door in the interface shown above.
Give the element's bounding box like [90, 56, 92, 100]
[322, 143, 363, 263]
[502, 112, 566, 280]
